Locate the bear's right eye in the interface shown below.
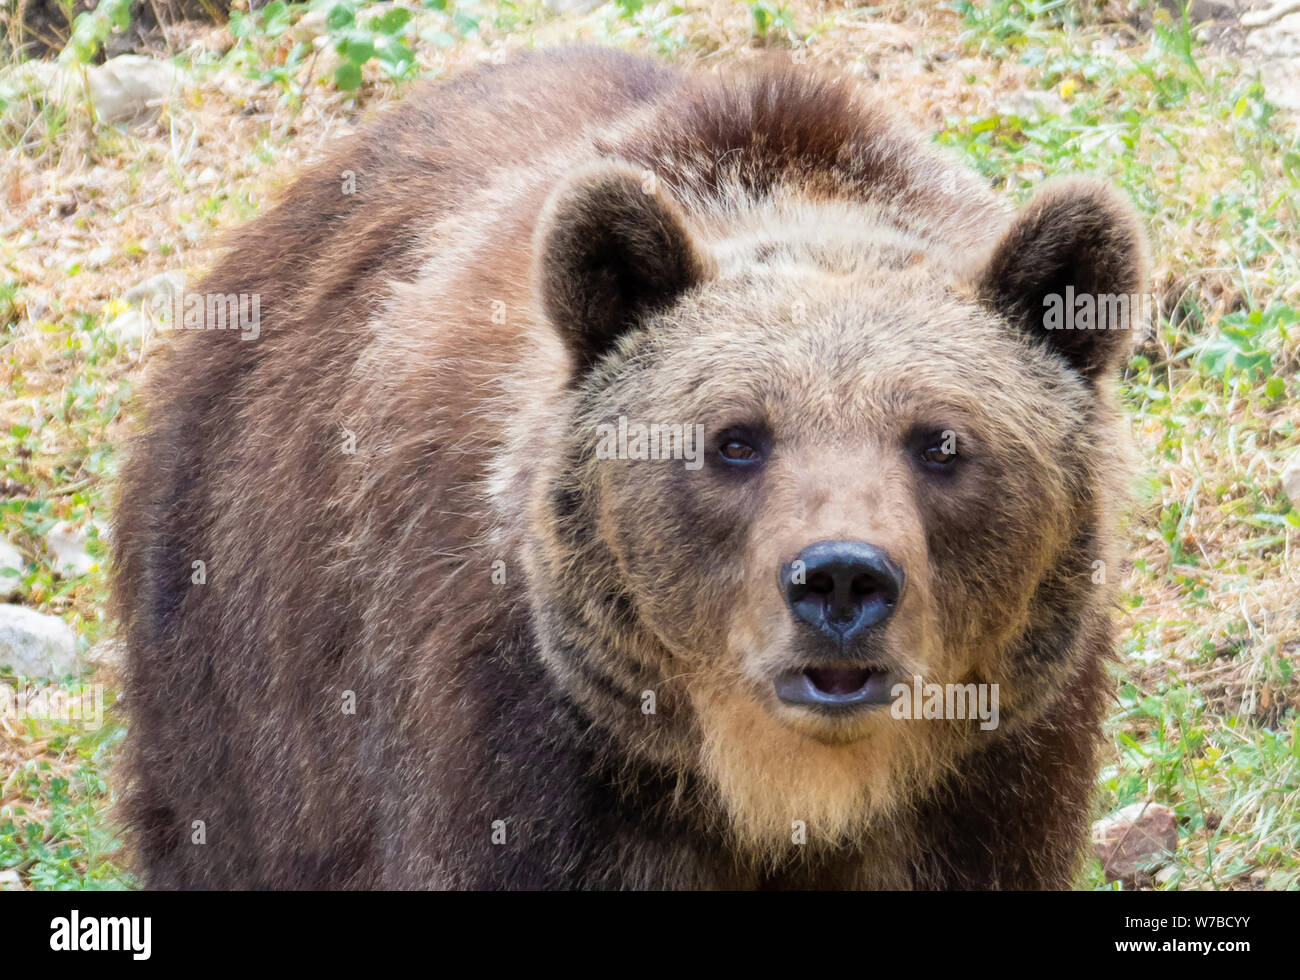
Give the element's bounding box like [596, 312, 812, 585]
[716, 427, 768, 467]
[920, 444, 956, 466]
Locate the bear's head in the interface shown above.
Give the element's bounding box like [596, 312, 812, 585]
[520, 160, 1144, 853]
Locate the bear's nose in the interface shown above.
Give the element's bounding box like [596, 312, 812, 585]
[781, 540, 904, 642]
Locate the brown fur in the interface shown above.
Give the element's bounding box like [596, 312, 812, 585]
[112, 47, 1145, 889]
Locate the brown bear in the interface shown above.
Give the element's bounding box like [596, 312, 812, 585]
[111, 46, 1145, 889]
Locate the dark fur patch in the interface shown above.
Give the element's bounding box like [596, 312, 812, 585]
[979, 178, 1148, 380]
[537, 162, 708, 375]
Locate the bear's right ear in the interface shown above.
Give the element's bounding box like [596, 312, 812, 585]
[534, 161, 708, 375]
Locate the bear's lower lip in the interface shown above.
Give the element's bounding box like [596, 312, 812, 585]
[774, 667, 893, 709]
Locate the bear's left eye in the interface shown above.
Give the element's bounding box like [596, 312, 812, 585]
[720, 439, 760, 463]
[912, 428, 962, 471]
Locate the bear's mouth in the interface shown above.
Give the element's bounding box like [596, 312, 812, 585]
[774, 666, 893, 709]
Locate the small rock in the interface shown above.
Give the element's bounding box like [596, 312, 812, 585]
[1246, 11, 1300, 58]
[5, 59, 57, 89]
[1180, 0, 1247, 22]
[1242, 0, 1300, 28]
[0, 541, 22, 600]
[126, 272, 185, 332]
[1258, 60, 1300, 110]
[125, 271, 185, 305]
[105, 309, 146, 345]
[21, 290, 51, 325]
[86, 637, 125, 671]
[996, 90, 1068, 119]
[0, 869, 25, 891]
[356, 1, 397, 22]
[544, 0, 604, 12]
[45, 521, 104, 578]
[0, 604, 78, 680]
[1281, 450, 1300, 504]
[292, 8, 329, 42]
[0, 60, 76, 102]
[211, 68, 257, 104]
[1092, 802, 1179, 883]
[0, 538, 23, 579]
[87, 55, 182, 125]
[952, 57, 988, 78]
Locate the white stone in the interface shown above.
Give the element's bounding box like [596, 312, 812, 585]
[0, 538, 22, 601]
[1258, 58, 1300, 110]
[292, 8, 329, 42]
[125, 271, 185, 306]
[45, 521, 104, 578]
[1246, 11, 1300, 58]
[544, 0, 604, 13]
[86, 637, 125, 671]
[0, 60, 76, 103]
[0, 604, 78, 680]
[1242, 0, 1300, 28]
[105, 309, 146, 345]
[996, 90, 1067, 119]
[1281, 449, 1300, 503]
[87, 55, 183, 125]
[21, 290, 51, 325]
[0, 539, 22, 579]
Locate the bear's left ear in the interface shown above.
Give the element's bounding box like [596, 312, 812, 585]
[534, 161, 709, 375]
[977, 178, 1148, 382]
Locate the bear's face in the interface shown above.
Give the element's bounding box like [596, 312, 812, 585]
[528, 161, 1143, 844]
[570, 267, 1092, 744]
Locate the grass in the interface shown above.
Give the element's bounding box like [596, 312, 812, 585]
[0, 0, 1297, 890]
[0, 667, 132, 890]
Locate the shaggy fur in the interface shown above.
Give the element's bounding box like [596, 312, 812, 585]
[112, 47, 1145, 889]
